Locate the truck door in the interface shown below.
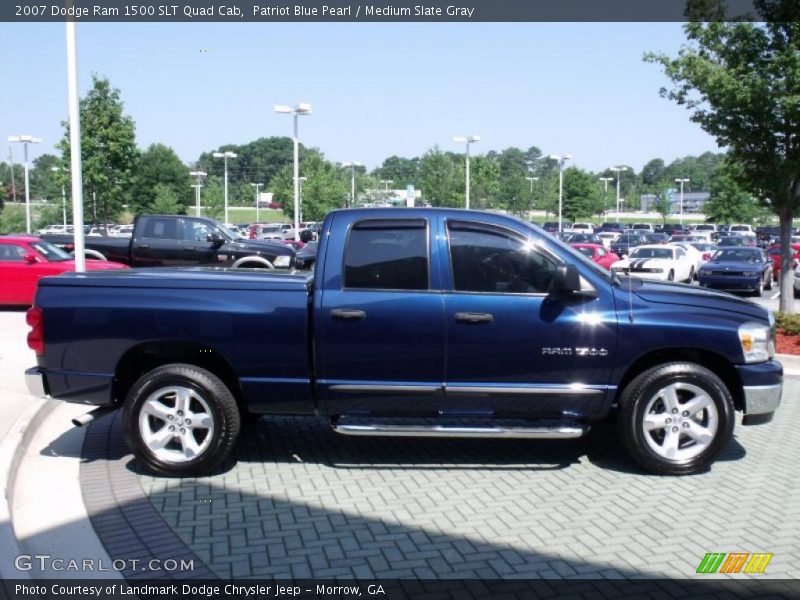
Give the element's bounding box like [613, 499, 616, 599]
[180, 219, 222, 265]
[317, 216, 446, 417]
[130, 217, 184, 266]
[440, 218, 617, 420]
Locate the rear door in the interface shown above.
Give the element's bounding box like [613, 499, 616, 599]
[317, 214, 446, 417]
[131, 217, 184, 266]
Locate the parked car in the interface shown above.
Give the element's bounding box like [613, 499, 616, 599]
[643, 233, 670, 245]
[669, 234, 704, 243]
[43, 215, 295, 269]
[596, 231, 619, 249]
[26, 208, 782, 478]
[570, 223, 594, 234]
[669, 241, 707, 275]
[564, 232, 602, 245]
[631, 223, 655, 233]
[0, 236, 127, 305]
[698, 247, 773, 296]
[609, 233, 646, 257]
[294, 241, 318, 270]
[766, 243, 800, 281]
[598, 222, 625, 233]
[611, 244, 695, 282]
[729, 224, 757, 238]
[542, 221, 572, 233]
[570, 243, 620, 270]
[718, 235, 757, 248]
[38, 225, 68, 236]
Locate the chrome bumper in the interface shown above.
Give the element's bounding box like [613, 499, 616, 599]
[25, 367, 48, 398]
[743, 383, 782, 415]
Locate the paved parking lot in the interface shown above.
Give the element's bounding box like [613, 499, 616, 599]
[75, 380, 800, 582]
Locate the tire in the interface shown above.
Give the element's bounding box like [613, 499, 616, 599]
[123, 363, 241, 476]
[687, 267, 695, 283]
[754, 277, 763, 297]
[765, 273, 773, 291]
[667, 270, 675, 282]
[616, 362, 734, 475]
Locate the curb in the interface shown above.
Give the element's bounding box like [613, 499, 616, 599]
[776, 354, 800, 377]
[0, 396, 58, 580]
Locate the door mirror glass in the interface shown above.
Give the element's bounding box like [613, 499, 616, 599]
[551, 264, 581, 294]
[24, 253, 38, 264]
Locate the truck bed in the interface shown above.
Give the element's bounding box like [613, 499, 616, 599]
[35, 268, 314, 414]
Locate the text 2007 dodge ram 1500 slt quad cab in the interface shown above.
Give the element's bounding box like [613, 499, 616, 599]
[25, 208, 782, 476]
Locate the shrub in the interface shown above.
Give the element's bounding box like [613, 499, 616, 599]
[775, 312, 800, 336]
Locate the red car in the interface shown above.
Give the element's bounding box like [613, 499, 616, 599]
[766, 243, 800, 280]
[570, 243, 620, 270]
[0, 236, 128, 305]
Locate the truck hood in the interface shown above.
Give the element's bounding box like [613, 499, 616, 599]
[225, 239, 295, 255]
[628, 278, 769, 322]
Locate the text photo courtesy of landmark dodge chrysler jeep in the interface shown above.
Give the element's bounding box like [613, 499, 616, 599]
[25, 209, 782, 477]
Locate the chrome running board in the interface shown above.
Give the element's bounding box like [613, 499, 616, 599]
[331, 418, 587, 439]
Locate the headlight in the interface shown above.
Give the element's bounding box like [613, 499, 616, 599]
[273, 255, 291, 268]
[738, 322, 772, 363]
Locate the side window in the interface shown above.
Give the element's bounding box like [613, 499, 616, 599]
[343, 219, 428, 290]
[140, 218, 178, 240]
[0, 243, 27, 261]
[447, 221, 556, 294]
[676, 248, 685, 258]
[184, 220, 212, 242]
[597, 247, 607, 257]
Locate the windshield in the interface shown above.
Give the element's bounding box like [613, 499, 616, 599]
[731, 226, 750, 231]
[712, 249, 762, 262]
[30, 241, 72, 261]
[629, 248, 673, 259]
[575, 246, 595, 258]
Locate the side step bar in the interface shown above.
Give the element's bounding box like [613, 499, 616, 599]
[331, 420, 587, 439]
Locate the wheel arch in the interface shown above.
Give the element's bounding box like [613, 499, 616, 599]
[113, 340, 244, 408]
[615, 347, 744, 412]
[232, 255, 274, 269]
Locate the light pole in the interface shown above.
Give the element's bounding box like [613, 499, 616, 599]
[189, 170, 207, 217]
[675, 178, 690, 224]
[7, 147, 16, 203]
[599, 176, 613, 215]
[526, 176, 539, 193]
[453, 135, 480, 209]
[275, 102, 312, 241]
[609, 166, 628, 223]
[51, 166, 68, 226]
[8, 134, 41, 233]
[250, 182, 263, 223]
[212, 152, 236, 224]
[549, 154, 571, 233]
[342, 161, 361, 207]
[298, 177, 307, 222]
[380, 179, 393, 205]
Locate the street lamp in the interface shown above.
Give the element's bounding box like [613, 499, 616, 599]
[609, 166, 628, 223]
[298, 177, 307, 222]
[675, 178, 690, 224]
[212, 152, 236, 224]
[599, 176, 614, 215]
[549, 154, 571, 232]
[453, 135, 480, 209]
[190, 170, 207, 217]
[250, 182, 263, 223]
[380, 179, 393, 205]
[51, 166, 68, 226]
[275, 102, 312, 241]
[526, 176, 539, 193]
[342, 161, 362, 207]
[8, 134, 41, 233]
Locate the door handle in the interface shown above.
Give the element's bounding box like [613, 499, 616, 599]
[330, 309, 367, 321]
[138, 244, 150, 249]
[454, 312, 494, 324]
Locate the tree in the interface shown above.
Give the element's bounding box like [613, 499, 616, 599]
[268, 150, 348, 221]
[57, 75, 138, 224]
[561, 168, 604, 221]
[372, 155, 420, 187]
[469, 156, 500, 210]
[647, 3, 800, 311]
[651, 184, 674, 224]
[128, 144, 191, 214]
[641, 158, 666, 187]
[147, 183, 184, 215]
[703, 162, 760, 224]
[29, 154, 62, 201]
[418, 147, 461, 207]
[202, 177, 225, 221]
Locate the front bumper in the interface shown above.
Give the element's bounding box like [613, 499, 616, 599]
[25, 367, 48, 398]
[736, 360, 783, 425]
[698, 274, 761, 291]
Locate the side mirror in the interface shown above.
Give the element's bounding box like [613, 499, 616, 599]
[24, 253, 38, 264]
[207, 233, 225, 246]
[299, 229, 313, 243]
[551, 264, 581, 294]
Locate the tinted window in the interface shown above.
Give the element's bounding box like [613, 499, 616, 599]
[141, 218, 178, 240]
[0, 243, 26, 261]
[448, 221, 556, 294]
[344, 219, 428, 290]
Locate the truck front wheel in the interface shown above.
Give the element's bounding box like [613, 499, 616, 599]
[122, 364, 241, 476]
[617, 362, 734, 475]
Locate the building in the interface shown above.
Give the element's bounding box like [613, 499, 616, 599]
[640, 190, 710, 214]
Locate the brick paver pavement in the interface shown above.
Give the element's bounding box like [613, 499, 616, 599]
[131, 379, 800, 580]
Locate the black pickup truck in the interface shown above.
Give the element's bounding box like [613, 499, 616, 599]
[42, 214, 296, 269]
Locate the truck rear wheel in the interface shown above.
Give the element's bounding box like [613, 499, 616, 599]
[122, 364, 241, 476]
[617, 362, 734, 475]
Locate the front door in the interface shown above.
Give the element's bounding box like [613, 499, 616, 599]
[317, 215, 446, 417]
[441, 218, 617, 420]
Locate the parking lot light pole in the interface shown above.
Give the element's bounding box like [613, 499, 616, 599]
[189, 170, 207, 217]
[250, 182, 263, 223]
[298, 177, 307, 222]
[212, 153, 236, 224]
[549, 154, 571, 233]
[275, 102, 312, 241]
[51, 166, 68, 226]
[342, 161, 361, 208]
[599, 176, 613, 215]
[675, 178, 690, 225]
[609, 166, 628, 223]
[453, 135, 480, 209]
[379, 179, 393, 205]
[8, 134, 41, 233]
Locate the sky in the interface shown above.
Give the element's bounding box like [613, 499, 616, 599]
[0, 22, 721, 175]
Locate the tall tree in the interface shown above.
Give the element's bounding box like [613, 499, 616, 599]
[419, 147, 461, 207]
[146, 183, 184, 215]
[647, 2, 800, 311]
[372, 155, 420, 187]
[128, 144, 191, 214]
[703, 162, 760, 224]
[29, 154, 62, 201]
[57, 75, 138, 224]
[561, 168, 604, 221]
[641, 158, 666, 187]
[268, 150, 348, 221]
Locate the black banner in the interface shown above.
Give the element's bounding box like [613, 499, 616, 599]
[0, 0, 780, 23]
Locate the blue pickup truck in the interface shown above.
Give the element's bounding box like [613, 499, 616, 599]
[25, 208, 782, 476]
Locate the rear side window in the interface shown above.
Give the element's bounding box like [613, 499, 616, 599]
[343, 219, 428, 290]
[0, 243, 26, 261]
[140, 218, 178, 240]
[447, 221, 556, 294]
